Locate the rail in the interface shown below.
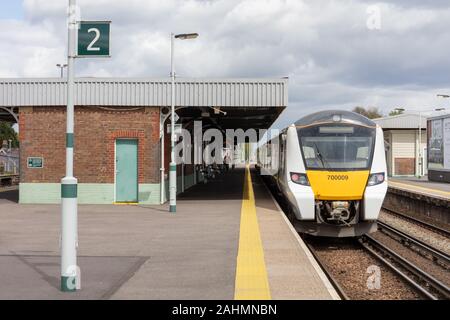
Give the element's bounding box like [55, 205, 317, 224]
[377, 220, 450, 266]
[359, 234, 450, 300]
[382, 207, 450, 238]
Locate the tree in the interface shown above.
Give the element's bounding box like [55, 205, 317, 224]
[352, 106, 383, 119]
[388, 108, 404, 117]
[0, 122, 19, 148]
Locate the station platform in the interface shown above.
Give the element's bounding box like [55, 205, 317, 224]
[113, 166, 338, 300]
[388, 177, 450, 201]
[384, 177, 449, 225]
[0, 166, 338, 300]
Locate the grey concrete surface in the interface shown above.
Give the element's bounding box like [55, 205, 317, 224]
[0, 170, 243, 299]
[389, 177, 450, 192]
[252, 172, 335, 300]
[0, 255, 146, 300]
[0, 168, 336, 300]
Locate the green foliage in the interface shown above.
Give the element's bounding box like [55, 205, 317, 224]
[0, 122, 19, 148]
[352, 106, 383, 119]
[388, 109, 404, 116]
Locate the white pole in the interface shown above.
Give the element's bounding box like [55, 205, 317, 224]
[193, 164, 196, 185]
[160, 118, 165, 204]
[418, 112, 422, 178]
[61, 0, 79, 292]
[181, 162, 185, 192]
[169, 33, 177, 212]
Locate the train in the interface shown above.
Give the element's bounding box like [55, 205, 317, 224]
[257, 110, 388, 237]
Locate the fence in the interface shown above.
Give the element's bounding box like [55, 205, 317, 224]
[0, 152, 19, 174]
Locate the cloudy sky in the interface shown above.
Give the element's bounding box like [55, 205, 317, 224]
[1, 0, 450, 128]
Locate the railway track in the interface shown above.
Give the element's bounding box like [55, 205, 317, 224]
[304, 242, 350, 300]
[305, 236, 425, 300]
[382, 207, 450, 238]
[305, 223, 450, 300]
[263, 177, 448, 299]
[359, 234, 450, 300]
[377, 220, 450, 268]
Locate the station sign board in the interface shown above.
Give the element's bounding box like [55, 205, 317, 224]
[27, 157, 44, 168]
[77, 21, 111, 57]
[444, 117, 450, 169]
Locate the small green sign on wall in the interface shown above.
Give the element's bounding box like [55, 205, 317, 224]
[27, 157, 44, 168]
[77, 21, 111, 57]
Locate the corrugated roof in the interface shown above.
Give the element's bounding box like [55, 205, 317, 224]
[0, 77, 288, 108]
[372, 113, 427, 129]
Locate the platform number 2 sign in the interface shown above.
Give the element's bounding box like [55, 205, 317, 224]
[77, 21, 111, 57]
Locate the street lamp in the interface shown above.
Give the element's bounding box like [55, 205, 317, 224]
[175, 33, 199, 40]
[169, 32, 198, 213]
[57, 63, 68, 78]
[60, 0, 78, 292]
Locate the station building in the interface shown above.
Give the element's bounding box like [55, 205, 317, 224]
[427, 113, 450, 182]
[0, 77, 287, 204]
[373, 113, 427, 177]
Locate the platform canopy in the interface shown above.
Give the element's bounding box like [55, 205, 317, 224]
[0, 77, 287, 129]
[0, 107, 18, 123]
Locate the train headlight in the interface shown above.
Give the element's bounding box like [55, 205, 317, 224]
[290, 172, 310, 186]
[367, 173, 385, 186]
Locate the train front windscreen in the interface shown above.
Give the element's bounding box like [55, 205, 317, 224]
[298, 125, 376, 171]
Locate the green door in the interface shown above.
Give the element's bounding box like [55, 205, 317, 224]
[116, 139, 138, 202]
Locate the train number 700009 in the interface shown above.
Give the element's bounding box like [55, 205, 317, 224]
[327, 175, 349, 181]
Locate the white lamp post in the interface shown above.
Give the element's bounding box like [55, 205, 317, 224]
[56, 63, 68, 78]
[61, 0, 78, 292]
[169, 32, 198, 213]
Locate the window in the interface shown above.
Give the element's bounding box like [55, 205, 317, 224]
[298, 125, 376, 170]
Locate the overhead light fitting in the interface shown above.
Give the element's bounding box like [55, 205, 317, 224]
[210, 106, 227, 116]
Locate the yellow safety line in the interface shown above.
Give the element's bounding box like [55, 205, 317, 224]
[234, 165, 271, 300]
[389, 181, 450, 198]
[113, 202, 139, 205]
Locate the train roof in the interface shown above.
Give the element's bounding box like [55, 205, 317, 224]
[294, 110, 376, 127]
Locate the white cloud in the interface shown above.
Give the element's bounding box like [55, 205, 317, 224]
[1, 0, 450, 128]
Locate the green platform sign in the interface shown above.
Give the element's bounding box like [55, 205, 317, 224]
[27, 157, 44, 168]
[77, 21, 111, 57]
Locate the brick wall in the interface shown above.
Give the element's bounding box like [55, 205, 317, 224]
[394, 158, 415, 176]
[19, 106, 160, 184]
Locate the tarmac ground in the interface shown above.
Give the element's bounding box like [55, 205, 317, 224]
[0, 168, 336, 300]
[0, 172, 242, 299]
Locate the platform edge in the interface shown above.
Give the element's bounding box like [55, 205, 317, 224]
[262, 182, 341, 300]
